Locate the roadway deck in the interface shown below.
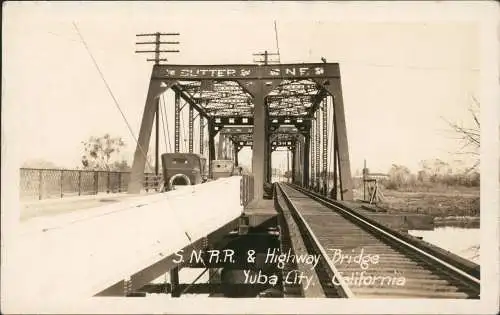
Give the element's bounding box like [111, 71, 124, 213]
[20, 191, 160, 221]
[5, 177, 243, 309]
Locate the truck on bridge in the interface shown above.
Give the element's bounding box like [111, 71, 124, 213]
[212, 159, 238, 179]
[161, 154, 241, 191]
[161, 153, 208, 190]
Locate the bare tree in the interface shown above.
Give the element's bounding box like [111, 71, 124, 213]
[420, 159, 452, 182]
[443, 97, 480, 170]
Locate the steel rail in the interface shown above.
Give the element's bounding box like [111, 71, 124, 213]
[275, 184, 326, 297]
[289, 184, 480, 289]
[277, 183, 355, 298]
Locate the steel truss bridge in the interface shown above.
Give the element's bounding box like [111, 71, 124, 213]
[8, 62, 480, 310]
[129, 62, 352, 202]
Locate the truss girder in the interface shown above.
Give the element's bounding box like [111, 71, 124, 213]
[153, 63, 339, 118]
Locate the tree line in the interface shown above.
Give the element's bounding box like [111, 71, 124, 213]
[80, 134, 130, 171]
[382, 159, 479, 190]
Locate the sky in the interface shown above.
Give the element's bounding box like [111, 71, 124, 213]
[2, 2, 490, 174]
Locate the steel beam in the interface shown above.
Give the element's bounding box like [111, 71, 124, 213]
[129, 80, 171, 193]
[174, 91, 181, 153]
[220, 125, 299, 137]
[227, 137, 233, 160]
[303, 133, 310, 187]
[199, 117, 205, 155]
[233, 142, 239, 166]
[293, 139, 300, 185]
[267, 142, 272, 182]
[296, 136, 303, 186]
[208, 120, 216, 178]
[171, 85, 209, 118]
[322, 97, 328, 194]
[217, 134, 224, 160]
[317, 79, 353, 200]
[307, 89, 328, 118]
[265, 112, 270, 183]
[315, 108, 321, 190]
[188, 105, 194, 153]
[152, 63, 341, 81]
[310, 119, 315, 188]
[236, 80, 281, 202]
[332, 122, 339, 200]
[213, 116, 253, 126]
[155, 98, 160, 175]
[266, 114, 272, 183]
[170, 267, 180, 297]
[253, 90, 267, 199]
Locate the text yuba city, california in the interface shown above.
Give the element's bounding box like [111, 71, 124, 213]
[173, 247, 407, 290]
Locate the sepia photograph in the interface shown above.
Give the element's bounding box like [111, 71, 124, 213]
[1, 1, 499, 314]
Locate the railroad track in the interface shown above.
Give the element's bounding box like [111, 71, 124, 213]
[275, 183, 480, 299]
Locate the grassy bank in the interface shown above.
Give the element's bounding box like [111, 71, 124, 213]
[354, 187, 480, 219]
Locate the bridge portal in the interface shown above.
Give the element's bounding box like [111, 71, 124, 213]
[128, 63, 353, 202]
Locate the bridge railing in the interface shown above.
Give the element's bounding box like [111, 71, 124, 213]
[20, 168, 162, 201]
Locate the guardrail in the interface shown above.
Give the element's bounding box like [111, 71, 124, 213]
[20, 168, 162, 201]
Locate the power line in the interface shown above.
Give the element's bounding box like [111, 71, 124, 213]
[72, 21, 153, 171]
[251, 22, 282, 66]
[274, 20, 281, 60]
[47, 31, 80, 43]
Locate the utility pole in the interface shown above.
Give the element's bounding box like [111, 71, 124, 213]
[252, 50, 280, 65]
[135, 32, 180, 63]
[135, 32, 180, 177]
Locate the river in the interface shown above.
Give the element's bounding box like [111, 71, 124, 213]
[408, 227, 480, 264]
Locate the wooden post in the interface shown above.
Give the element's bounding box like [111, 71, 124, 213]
[107, 172, 110, 193]
[94, 171, 99, 194]
[38, 170, 43, 200]
[78, 170, 82, 196]
[118, 172, 122, 193]
[60, 170, 64, 198]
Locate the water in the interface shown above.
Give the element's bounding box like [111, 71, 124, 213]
[408, 227, 480, 264]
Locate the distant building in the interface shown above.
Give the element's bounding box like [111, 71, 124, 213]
[353, 173, 389, 181]
[366, 173, 390, 180]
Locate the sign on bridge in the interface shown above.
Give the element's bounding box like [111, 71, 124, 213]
[152, 63, 340, 80]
